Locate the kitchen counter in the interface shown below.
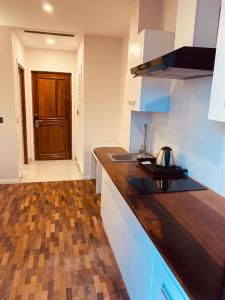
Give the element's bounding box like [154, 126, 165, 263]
[94, 147, 225, 300]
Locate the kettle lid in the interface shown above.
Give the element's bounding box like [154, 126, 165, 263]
[161, 146, 172, 151]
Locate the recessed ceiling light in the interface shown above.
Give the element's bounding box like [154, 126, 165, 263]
[46, 38, 55, 44]
[43, 3, 53, 13]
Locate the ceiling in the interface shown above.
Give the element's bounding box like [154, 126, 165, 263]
[15, 28, 80, 51]
[0, 0, 134, 38]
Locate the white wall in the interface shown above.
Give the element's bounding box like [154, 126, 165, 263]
[120, 0, 225, 197]
[12, 30, 26, 177]
[193, 0, 221, 48]
[149, 0, 225, 197]
[137, 0, 178, 33]
[175, 0, 221, 49]
[75, 38, 84, 174]
[150, 78, 225, 196]
[161, 0, 178, 32]
[0, 26, 19, 182]
[82, 35, 122, 178]
[25, 48, 77, 160]
[138, 0, 163, 32]
[175, 0, 197, 48]
[118, 35, 130, 149]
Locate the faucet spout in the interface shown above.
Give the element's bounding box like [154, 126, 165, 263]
[139, 123, 147, 155]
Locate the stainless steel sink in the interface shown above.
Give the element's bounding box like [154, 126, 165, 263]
[107, 153, 153, 162]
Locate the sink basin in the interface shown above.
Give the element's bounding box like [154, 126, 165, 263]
[107, 153, 153, 162]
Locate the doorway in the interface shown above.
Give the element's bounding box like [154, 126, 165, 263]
[18, 65, 28, 164]
[32, 71, 72, 160]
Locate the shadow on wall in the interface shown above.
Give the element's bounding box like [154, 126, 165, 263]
[150, 77, 225, 195]
[130, 111, 152, 153]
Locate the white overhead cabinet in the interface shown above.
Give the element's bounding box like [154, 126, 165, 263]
[127, 29, 175, 112]
[209, 0, 225, 122]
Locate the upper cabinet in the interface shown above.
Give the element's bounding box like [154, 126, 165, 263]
[209, 0, 225, 122]
[126, 29, 175, 112]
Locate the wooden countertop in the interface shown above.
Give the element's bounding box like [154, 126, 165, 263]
[94, 147, 225, 300]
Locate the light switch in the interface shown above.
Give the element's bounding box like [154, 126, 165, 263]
[0, 117, 3, 123]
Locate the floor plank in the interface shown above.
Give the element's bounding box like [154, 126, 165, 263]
[0, 180, 129, 300]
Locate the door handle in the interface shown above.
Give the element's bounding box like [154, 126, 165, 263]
[161, 284, 173, 300]
[34, 114, 40, 128]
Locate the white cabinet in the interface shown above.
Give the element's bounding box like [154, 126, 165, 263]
[91, 150, 102, 193]
[127, 29, 175, 112]
[101, 170, 123, 265]
[100, 168, 190, 300]
[119, 197, 154, 300]
[150, 255, 189, 300]
[101, 169, 154, 300]
[209, 0, 225, 122]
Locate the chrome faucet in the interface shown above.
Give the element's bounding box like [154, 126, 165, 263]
[139, 123, 147, 155]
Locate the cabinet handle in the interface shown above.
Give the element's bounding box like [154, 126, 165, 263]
[161, 283, 173, 300]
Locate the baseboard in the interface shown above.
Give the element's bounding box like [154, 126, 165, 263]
[83, 175, 91, 180]
[19, 171, 23, 180]
[0, 178, 20, 184]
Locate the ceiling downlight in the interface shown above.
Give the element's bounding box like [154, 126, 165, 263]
[43, 3, 53, 13]
[46, 38, 55, 44]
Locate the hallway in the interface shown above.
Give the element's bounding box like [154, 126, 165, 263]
[21, 160, 82, 183]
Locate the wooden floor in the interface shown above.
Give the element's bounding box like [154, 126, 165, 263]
[0, 180, 129, 300]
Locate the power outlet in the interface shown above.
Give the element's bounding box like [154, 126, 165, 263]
[0, 117, 3, 123]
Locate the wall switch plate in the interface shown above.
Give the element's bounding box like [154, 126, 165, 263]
[0, 117, 3, 123]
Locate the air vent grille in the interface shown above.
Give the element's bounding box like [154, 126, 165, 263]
[24, 30, 75, 37]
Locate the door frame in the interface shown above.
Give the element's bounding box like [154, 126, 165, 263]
[18, 64, 28, 164]
[31, 71, 72, 160]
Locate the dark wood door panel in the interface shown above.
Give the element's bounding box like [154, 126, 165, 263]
[38, 122, 70, 160]
[32, 72, 72, 160]
[57, 79, 67, 117]
[37, 78, 56, 117]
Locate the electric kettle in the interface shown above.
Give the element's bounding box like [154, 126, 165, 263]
[156, 146, 175, 167]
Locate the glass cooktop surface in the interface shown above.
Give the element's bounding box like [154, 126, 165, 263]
[128, 176, 207, 195]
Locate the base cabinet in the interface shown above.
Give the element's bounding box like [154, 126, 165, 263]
[101, 169, 153, 300]
[101, 181, 123, 265]
[119, 193, 154, 300]
[150, 256, 188, 300]
[101, 168, 189, 300]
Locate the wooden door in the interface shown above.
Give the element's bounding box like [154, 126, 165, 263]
[18, 65, 28, 164]
[32, 72, 72, 160]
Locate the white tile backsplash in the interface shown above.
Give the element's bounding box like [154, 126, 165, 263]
[149, 77, 225, 196]
[219, 150, 225, 195]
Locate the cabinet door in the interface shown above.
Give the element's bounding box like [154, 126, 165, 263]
[150, 256, 189, 300]
[209, 0, 225, 122]
[101, 169, 124, 266]
[119, 199, 154, 300]
[101, 170, 154, 300]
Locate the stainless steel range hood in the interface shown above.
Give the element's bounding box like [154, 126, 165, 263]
[130, 46, 216, 80]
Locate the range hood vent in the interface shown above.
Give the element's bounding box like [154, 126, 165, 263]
[130, 46, 216, 80]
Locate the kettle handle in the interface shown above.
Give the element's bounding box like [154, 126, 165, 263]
[164, 150, 171, 167]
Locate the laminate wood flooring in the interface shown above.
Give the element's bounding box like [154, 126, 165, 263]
[0, 180, 129, 300]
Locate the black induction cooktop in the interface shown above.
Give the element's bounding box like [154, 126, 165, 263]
[128, 176, 207, 195]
